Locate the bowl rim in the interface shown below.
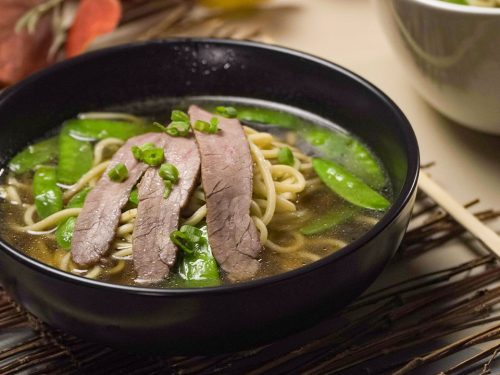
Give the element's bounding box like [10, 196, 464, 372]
[0, 38, 420, 296]
[411, 0, 500, 14]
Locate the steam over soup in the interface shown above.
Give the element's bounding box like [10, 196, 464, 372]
[0, 99, 392, 288]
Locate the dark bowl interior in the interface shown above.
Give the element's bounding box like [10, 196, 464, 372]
[0, 39, 419, 353]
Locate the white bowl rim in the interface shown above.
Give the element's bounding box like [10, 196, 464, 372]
[411, 0, 500, 14]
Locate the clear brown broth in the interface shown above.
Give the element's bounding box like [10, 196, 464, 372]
[0, 98, 390, 287]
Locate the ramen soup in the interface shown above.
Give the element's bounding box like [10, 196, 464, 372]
[0, 99, 392, 288]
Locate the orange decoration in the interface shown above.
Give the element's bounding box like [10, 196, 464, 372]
[65, 0, 122, 58]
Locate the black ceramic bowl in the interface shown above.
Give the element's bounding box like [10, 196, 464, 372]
[0, 39, 419, 353]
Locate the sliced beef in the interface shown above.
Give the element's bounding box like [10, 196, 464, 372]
[71, 133, 164, 266]
[189, 105, 262, 281]
[133, 135, 200, 283]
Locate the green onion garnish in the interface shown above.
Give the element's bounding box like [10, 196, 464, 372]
[171, 110, 190, 123]
[215, 106, 237, 118]
[131, 146, 142, 160]
[142, 147, 164, 166]
[159, 163, 179, 183]
[163, 180, 173, 199]
[108, 163, 128, 182]
[194, 119, 218, 134]
[129, 188, 139, 206]
[131, 143, 157, 161]
[170, 225, 204, 254]
[156, 121, 191, 137]
[167, 121, 191, 137]
[277, 147, 294, 166]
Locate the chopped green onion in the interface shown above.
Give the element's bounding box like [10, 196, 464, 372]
[163, 180, 173, 199]
[156, 120, 191, 137]
[215, 106, 237, 118]
[168, 121, 191, 137]
[129, 188, 139, 206]
[194, 119, 218, 134]
[170, 231, 192, 253]
[170, 225, 204, 254]
[108, 163, 128, 182]
[131, 146, 142, 160]
[154, 121, 167, 131]
[180, 225, 203, 243]
[277, 147, 294, 166]
[131, 143, 157, 161]
[159, 163, 179, 183]
[142, 147, 164, 166]
[171, 110, 190, 123]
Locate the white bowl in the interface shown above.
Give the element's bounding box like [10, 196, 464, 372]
[374, 0, 500, 134]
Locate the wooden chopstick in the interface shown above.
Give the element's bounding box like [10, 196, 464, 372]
[418, 171, 500, 258]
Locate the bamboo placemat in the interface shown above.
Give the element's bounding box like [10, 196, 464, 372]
[0, 190, 498, 375]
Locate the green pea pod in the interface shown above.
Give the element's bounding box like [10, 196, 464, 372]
[177, 226, 220, 287]
[57, 119, 158, 184]
[300, 207, 355, 236]
[57, 127, 93, 185]
[301, 128, 386, 189]
[312, 158, 390, 211]
[236, 107, 300, 130]
[55, 216, 76, 250]
[65, 119, 158, 141]
[33, 166, 63, 218]
[67, 187, 91, 208]
[8, 137, 59, 175]
[55, 187, 90, 250]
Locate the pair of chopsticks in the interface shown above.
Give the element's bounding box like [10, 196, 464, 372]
[418, 171, 500, 258]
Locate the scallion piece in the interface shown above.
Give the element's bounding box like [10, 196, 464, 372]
[108, 163, 128, 182]
[163, 180, 173, 199]
[131, 142, 156, 161]
[171, 110, 190, 123]
[129, 188, 139, 206]
[277, 147, 294, 166]
[156, 120, 191, 137]
[142, 147, 164, 166]
[170, 225, 204, 254]
[180, 225, 203, 243]
[168, 121, 191, 137]
[215, 106, 237, 118]
[170, 230, 192, 253]
[131, 146, 142, 160]
[194, 119, 218, 134]
[159, 163, 179, 183]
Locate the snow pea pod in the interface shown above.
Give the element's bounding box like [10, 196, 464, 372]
[57, 119, 158, 184]
[64, 119, 158, 141]
[312, 158, 390, 211]
[67, 187, 91, 208]
[176, 226, 220, 287]
[57, 127, 93, 185]
[55, 217, 76, 250]
[33, 166, 63, 219]
[8, 137, 58, 175]
[300, 206, 355, 236]
[55, 187, 90, 250]
[236, 107, 300, 129]
[302, 128, 386, 189]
